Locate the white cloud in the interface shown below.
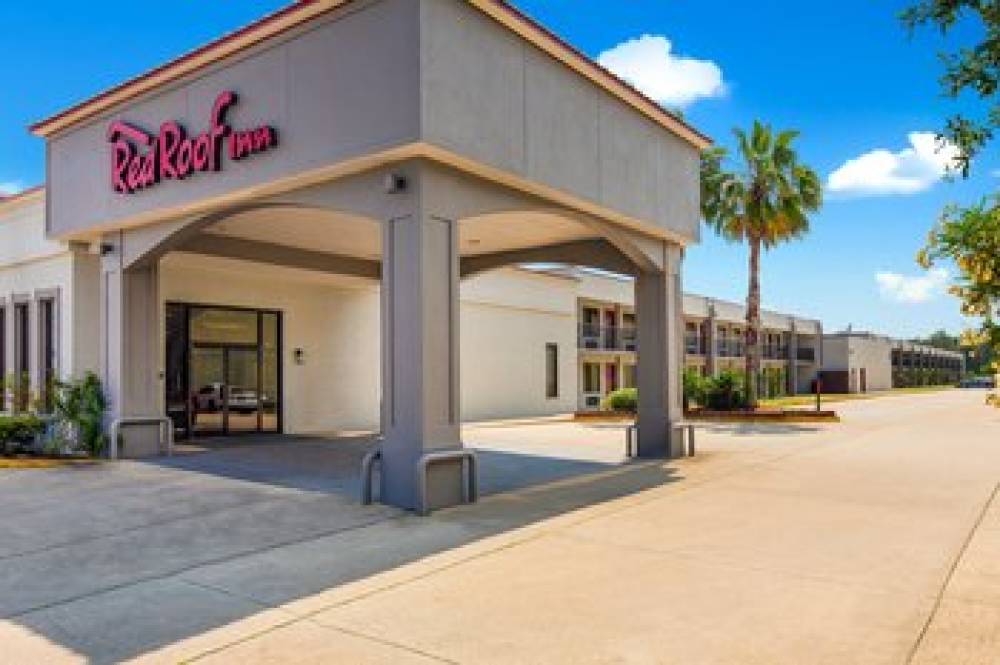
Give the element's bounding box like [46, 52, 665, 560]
[597, 34, 725, 108]
[0, 181, 24, 196]
[875, 268, 950, 304]
[827, 132, 960, 197]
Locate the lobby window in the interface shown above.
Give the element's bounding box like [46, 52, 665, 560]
[13, 302, 29, 411]
[545, 343, 558, 398]
[582, 363, 601, 393]
[38, 297, 57, 412]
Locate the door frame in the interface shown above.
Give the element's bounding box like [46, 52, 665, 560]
[166, 301, 283, 438]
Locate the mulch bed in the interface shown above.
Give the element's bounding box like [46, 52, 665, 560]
[576, 408, 839, 423]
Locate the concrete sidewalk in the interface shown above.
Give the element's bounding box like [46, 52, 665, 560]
[3, 390, 1000, 663]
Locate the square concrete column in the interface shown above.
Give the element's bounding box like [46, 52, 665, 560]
[787, 324, 798, 395]
[100, 233, 161, 456]
[380, 211, 465, 511]
[634, 243, 684, 458]
[706, 305, 718, 377]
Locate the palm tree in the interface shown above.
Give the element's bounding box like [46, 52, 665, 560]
[700, 121, 822, 407]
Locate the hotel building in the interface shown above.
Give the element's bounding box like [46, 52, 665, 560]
[0, 0, 882, 512]
[821, 331, 965, 393]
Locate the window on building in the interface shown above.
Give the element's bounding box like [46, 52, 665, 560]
[39, 298, 56, 412]
[580, 306, 601, 344]
[685, 322, 699, 354]
[582, 363, 601, 393]
[14, 302, 29, 411]
[545, 343, 558, 399]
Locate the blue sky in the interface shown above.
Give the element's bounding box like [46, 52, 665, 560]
[1, 1, 996, 338]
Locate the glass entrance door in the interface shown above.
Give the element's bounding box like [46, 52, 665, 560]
[225, 347, 260, 433]
[167, 303, 282, 438]
[190, 346, 263, 435]
[191, 346, 226, 435]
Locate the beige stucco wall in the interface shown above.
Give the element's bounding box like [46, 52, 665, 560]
[822, 335, 893, 393]
[0, 194, 99, 384]
[157, 259, 580, 431]
[460, 268, 578, 420]
[159, 253, 382, 434]
[0, 254, 74, 379]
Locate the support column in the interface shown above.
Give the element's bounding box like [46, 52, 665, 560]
[787, 323, 798, 395]
[706, 303, 718, 377]
[100, 232, 161, 457]
[380, 209, 464, 511]
[635, 243, 684, 458]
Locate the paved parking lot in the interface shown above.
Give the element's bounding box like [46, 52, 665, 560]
[1, 389, 999, 663]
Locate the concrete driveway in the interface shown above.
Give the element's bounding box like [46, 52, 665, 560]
[2, 389, 999, 664]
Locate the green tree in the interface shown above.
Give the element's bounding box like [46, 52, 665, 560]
[904, 2, 1000, 404]
[913, 329, 960, 351]
[700, 121, 823, 407]
[918, 196, 1000, 401]
[901, 1, 1000, 174]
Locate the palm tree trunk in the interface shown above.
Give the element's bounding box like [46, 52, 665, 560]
[745, 234, 762, 408]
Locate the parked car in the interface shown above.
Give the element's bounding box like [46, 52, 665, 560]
[193, 383, 266, 414]
[959, 376, 997, 389]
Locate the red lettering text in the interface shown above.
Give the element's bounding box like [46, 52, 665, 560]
[107, 91, 276, 194]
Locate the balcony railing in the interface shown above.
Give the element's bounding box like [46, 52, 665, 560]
[685, 336, 699, 355]
[578, 324, 637, 351]
[716, 340, 745, 357]
[762, 346, 788, 360]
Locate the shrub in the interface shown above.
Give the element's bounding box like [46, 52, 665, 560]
[0, 414, 46, 454]
[53, 372, 108, 457]
[604, 387, 638, 412]
[704, 370, 747, 410]
[683, 370, 709, 409]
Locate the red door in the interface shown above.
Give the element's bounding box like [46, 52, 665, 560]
[605, 363, 618, 393]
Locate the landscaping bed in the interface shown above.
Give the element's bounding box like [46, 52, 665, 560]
[0, 372, 109, 466]
[686, 407, 839, 423]
[0, 457, 98, 469]
[575, 376, 840, 423]
[575, 408, 839, 423]
[574, 410, 636, 422]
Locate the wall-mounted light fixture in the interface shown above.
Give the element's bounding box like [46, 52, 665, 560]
[293, 347, 305, 365]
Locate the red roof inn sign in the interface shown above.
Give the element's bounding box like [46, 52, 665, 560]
[107, 91, 276, 194]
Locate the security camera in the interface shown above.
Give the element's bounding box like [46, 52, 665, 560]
[384, 173, 408, 194]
